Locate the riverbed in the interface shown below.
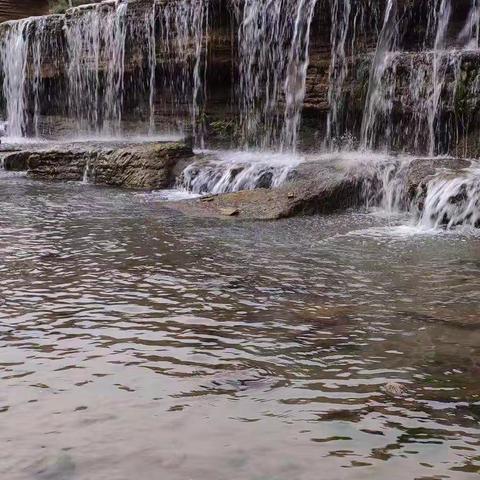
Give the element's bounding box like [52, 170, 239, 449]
[1, 170, 479, 479]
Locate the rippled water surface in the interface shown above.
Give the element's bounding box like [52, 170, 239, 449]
[1, 171, 480, 480]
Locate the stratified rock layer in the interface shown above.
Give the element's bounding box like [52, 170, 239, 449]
[2, 142, 194, 189]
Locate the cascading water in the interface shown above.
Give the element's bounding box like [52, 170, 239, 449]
[0, 0, 209, 140]
[66, 1, 128, 135]
[179, 151, 298, 194]
[428, 0, 452, 156]
[0, 19, 34, 138]
[157, 0, 209, 145]
[233, 0, 318, 151]
[326, 0, 480, 156]
[414, 166, 480, 229]
[281, 0, 318, 151]
[326, 0, 380, 148]
[360, 0, 399, 151]
[32, 18, 48, 138]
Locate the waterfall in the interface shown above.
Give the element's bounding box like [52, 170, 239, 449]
[233, 0, 317, 151]
[63, 0, 208, 140]
[0, 16, 51, 139]
[155, 0, 209, 143]
[326, 0, 379, 148]
[66, 1, 128, 136]
[428, 0, 452, 156]
[0, 19, 33, 138]
[458, 0, 480, 49]
[326, 0, 353, 147]
[282, 0, 318, 151]
[32, 18, 47, 138]
[147, 3, 156, 134]
[360, 0, 399, 151]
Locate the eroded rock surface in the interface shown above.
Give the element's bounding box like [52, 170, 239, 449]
[2, 142, 194, 189]
[168, 155, 478, 221]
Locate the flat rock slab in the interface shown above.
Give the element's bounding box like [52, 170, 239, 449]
[168, 160, 364, 220]
[2, 142, 194, 189]
[168, 155, 476, 221]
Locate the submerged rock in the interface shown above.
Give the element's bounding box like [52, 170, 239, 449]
[381, 382, 408, 398]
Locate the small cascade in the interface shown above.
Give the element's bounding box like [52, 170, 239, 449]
[0, 0, 209, 140]
[147, 3, 156, 133]
[32, 17, 48, 138]
[281, 0, 318, 150]
[458, 0, 480, 49]
[327, 0, 480, 155]
[356, 155, 412, 213]
[179, 152, 298, 194]
[233, 0, 318, 151]
[414, 167, 480, 229]
[428, 0, 452, 156]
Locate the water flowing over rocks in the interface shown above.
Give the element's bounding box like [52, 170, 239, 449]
[169, 154, 480, 223]
[0, 0, 480, 229]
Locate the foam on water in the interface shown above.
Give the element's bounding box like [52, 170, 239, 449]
[179, 150, 302, 194]
[415, 165, 480, 229]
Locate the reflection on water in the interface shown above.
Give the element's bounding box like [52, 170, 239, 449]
[0, 172, 479, 480]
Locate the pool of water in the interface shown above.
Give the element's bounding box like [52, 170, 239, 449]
[0, 171, 479, 479]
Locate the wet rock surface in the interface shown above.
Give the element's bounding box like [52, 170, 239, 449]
[405, 157, 473, 197]
[169, 155, 479, 221]
[168, 158, 364, 220]
[2, 142, 194, 189]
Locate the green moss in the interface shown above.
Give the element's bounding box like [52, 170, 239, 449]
[209, 120, 235, 139]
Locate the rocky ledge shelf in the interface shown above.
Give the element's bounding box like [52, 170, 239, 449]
[1, 144, 477, 226]
[167, 156, 476, 222]
[0, 141, 194, 189]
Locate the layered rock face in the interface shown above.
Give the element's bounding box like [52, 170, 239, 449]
[1, 0, 480, 157]
[0, 0, 48, 23]
[1, 142, 194, 189]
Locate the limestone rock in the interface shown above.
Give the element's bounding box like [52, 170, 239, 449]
[5, 142, 194, 189]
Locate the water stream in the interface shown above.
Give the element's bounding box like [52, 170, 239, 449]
[1, 170, 480, 480]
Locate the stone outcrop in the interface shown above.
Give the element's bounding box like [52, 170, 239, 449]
[2, 142, 194, 189]
[168, 155, 479, 221]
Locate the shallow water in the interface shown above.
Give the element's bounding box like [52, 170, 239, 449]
[0, 171, 480, 480]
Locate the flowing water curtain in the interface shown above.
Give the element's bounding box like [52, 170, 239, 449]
[0, 17, 51, 138]
[325, 0, 381, 149]
[281, 0, 318, 151]
[360, 0, 399, 151]
[156, 0, 209, 144]
[458, 0, 480, 49]
[0, 19, 33, 138]
[125, 2, 157, 134]
[66, 1, 128, 136]
[32, 17, 48, 137]
[233, 0, 318, 151]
